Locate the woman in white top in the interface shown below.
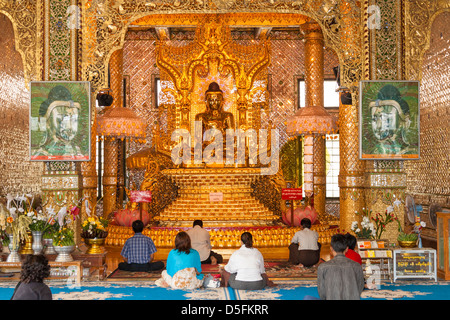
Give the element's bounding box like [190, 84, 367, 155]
[221, 232, 276, 290]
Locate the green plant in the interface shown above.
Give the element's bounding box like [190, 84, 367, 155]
[53, 227, 75, 246]
[43, 229, 54, 239]
[29, 217, 50, 232]
[397, 232, 418, 242]
[42, 221, 60, 239]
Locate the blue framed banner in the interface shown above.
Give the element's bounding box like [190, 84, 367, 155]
[29, 81, 91, 161]
[359, 80, 420, 160]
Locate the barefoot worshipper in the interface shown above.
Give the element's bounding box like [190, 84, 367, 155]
[186, 219, 223, 265]
[156, 231, 204, 289]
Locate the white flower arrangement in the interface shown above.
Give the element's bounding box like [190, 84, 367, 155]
[351, 208, 377, 239]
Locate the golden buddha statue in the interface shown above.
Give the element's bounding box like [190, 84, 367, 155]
[195, 82, 235, 135]
[193, 82, 236, 166]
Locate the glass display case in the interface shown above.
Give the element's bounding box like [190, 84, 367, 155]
[437, 212, 450, 280]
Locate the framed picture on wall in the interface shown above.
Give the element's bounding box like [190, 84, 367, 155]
[29, 81, 91, 161]
[359, 80, 420, 160]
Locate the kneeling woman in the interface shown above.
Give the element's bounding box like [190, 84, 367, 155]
[221, 232, 276, 290]
[156, 231, 204, 289]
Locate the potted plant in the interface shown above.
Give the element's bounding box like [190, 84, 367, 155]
[0, 196, 33, 261]
[48, 203, 80, 261]
[81, 216, 109, 254]
[53, 227, 76, 262]
[29, 207, 57, 255]
[42, 221, 59, 255]
[397, 232, 418, 248]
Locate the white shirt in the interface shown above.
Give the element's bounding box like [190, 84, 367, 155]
[291, 228, 319, 250]
[186, 225, 212, 261]
[224, 245, 265, 282]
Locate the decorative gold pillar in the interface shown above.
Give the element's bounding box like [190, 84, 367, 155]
[302, 22, 326, 216]
[338, 0, 366, 233]
[338, 94, 366, 233]
[102, 49, 123, 217]
[40, 0, 83, 244]
[364, 0, 406, 243]
[80, 93, 98, 219]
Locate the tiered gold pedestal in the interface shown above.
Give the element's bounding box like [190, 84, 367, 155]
[154, 168, 278, 227]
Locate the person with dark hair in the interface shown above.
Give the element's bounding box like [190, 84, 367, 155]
[221, 232, 276, 290]
[344, 233, 362, 265]
[288, 218, 321, 267]
[118, 220, 164, 272]
[317, 234, 365, 300]
[156, 231, 204, 289]
[11, 254, 52, 300]
[186, 219, 223, 265]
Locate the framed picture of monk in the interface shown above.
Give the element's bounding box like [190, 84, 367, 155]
[359, 80, 420, 160]
[29, 81, 91, 161]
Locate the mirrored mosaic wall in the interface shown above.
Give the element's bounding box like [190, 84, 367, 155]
[405, 12, 450, 238]
[0, 14, 43, 197]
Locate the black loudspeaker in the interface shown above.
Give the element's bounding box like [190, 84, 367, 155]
[340, 92, 352, 105]
[97, 93, 114, 107]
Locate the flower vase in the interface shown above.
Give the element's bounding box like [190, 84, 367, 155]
[31, 231, 44, 255]
[54, 245, 75, 262]
[19, 231, 33, 255]
[84, 238, 106, 254]
[6, 234, 21, 262]
[43, 238, 57, 255]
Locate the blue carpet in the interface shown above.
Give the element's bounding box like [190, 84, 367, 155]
[234, 280, 450, 300]
[0, 279, 449, 300]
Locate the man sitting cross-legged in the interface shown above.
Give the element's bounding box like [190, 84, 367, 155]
[118, 220, 164, 272]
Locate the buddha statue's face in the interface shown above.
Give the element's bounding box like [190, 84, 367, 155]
[46, 100, 80, 142]
[206, 93, 223, 111]
[370, 104, 399, 141]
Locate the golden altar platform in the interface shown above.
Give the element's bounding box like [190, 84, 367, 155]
[105, 165, 340, 249]
[155, 167, 278, 227]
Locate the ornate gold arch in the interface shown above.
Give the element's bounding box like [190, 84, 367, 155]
[404, 0, 450, 80]
[0, 0, 43, 86]
[80, 0, 363, 94]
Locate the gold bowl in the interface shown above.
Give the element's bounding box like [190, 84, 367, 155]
[84, 238, 106, 254]
[398, 240, 417, 248]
